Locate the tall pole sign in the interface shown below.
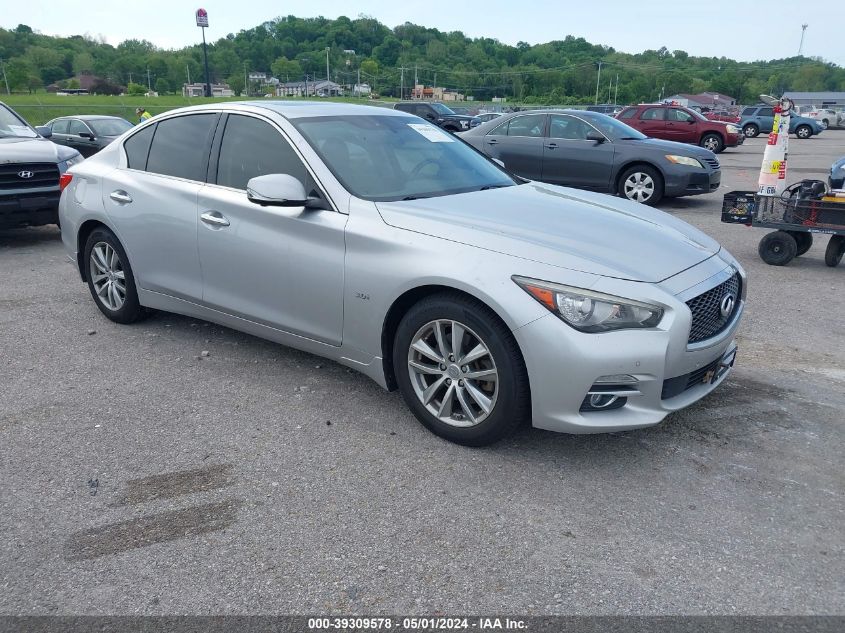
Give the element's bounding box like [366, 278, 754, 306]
[196, 8, 212, 98]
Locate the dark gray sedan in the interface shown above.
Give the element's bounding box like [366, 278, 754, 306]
[460, 110, 721, 206]
[45, 115, 133, 157]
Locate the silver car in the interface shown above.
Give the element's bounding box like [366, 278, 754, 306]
[60, 102, 746, 446]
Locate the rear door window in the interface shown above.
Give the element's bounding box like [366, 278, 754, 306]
[51, 119, 70, 134]
[502, 114, 546, 137]
[145, 114, 218, 181]
[742, 107, 757, 115]
[758, 108, 774, 117]
[640, 108, 665, 121]
[123, 124, 156, 170]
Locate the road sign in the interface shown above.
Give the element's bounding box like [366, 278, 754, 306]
[196, 8, 209, 28]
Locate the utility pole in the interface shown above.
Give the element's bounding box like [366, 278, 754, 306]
[614, 73, 619, 104]
[414, 64, 418, 89]
[798, 24, 808, 55]
[400, 67, 405, 100]
[244, 61, 248, 97]
[186, 64, 191, 86]
[326, 47, 330, 83]
[1, 60, 11, 95]
[147, 67, 151, 92]
[594, 61, 603, 105]
[433, 72, 437, 89]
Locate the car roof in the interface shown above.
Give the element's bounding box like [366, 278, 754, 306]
[54, 115, 128, 121]
[166, 100, 410, 120]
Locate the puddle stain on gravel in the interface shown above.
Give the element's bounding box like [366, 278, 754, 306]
[64, 499, 242, 561]
[112, 464, 233, 506]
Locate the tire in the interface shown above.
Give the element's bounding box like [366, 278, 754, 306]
[825, 235, 844, 267]
[83, 227, 147, 324]
[758, 231, 798, 266]
[795, 125, 812, 139]
[789, 231, 813, 256]
[820, 119, 829, 130]
[617, 165, 663, 206]
[393, 292, 530, 447]
[700, 133, 724, 153]
[743, 124, 759, 138]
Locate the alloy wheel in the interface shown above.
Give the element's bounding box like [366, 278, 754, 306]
[90, 241, 126, 311]
[407, 319, 499, 427]
[703, 137, 720, 152]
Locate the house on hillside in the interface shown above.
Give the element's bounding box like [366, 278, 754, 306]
[666, 92, 737, 109]
[182, 83, 235, 97]
[276, 80, 342, 97]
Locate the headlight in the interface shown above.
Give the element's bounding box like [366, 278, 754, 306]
[513, 276, 664, 333]
[665, 154, 704, 168]
[726, 124, 740, 133]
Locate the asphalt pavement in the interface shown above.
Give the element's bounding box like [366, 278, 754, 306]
[1, 130, 843, 616]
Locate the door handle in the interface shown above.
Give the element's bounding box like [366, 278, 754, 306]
[486, 139, 498, 145]
[109, 190, 132, 204]
[200, 210, 230, 227]
[545, 143, 558, 149]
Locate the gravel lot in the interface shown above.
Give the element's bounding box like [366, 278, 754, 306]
[1, 130, 843, 616]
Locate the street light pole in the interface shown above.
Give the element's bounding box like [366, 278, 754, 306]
[594, 61, 603, 105]
[326, 47, 330, 83]
[195, 9, 212, 97]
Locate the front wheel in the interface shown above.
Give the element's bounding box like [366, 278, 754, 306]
[618, 165, 664, 206]
[700, 133, 724, 153]
[84, 227, 147, 323]
[820, 119, 829, 130]
[743, 124, 759, 138]
[825, 235, 844, 267]
[795, 125, 812, 139]
[393, 293, 530, 446]
[758, 231, 797, 266]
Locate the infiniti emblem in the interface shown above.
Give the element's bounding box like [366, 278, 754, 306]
[719, 293, 736, 319]
[18, 170, 34, 179]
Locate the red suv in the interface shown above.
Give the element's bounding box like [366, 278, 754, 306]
[616, 104, 743, 153]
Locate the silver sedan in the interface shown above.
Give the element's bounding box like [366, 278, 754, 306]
[59, 102, 745, 446]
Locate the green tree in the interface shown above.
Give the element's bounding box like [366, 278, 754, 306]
[154, 77, 170, 94]
[270, 56, 302, 82]
[225, 73, 244, 96]
[126, 81, 145, 95]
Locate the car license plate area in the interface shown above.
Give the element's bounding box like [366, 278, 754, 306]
[706, 347, 737, 385]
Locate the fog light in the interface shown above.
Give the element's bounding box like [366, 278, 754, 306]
[594, 374, 638, 384]
[589, 394, 619, 409]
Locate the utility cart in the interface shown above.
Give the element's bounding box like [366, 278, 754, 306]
[721, 183, 845, 267]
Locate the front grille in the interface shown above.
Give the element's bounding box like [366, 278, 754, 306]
[661, 358, 721, 400]
[686, 273, 740, 344]
[703, 157, 720, 170]
[0, 162, 60, 191]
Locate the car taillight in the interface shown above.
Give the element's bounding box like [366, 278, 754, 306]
[59, 173, 73, 191]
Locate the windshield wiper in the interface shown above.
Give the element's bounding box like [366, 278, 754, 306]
[479, 184, 511, 191]
[401, 194, 429, 201]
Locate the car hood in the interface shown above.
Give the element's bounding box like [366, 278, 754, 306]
[0, 136, 79, 163]
[616, 136, 718, 160]
[376, 183, 720, 283]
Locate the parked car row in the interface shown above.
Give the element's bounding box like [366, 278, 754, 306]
[739, 105, 824, 139]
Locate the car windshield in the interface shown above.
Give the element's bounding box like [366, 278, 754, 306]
[0, 106, 38, 138]
[577, 112, 647, 140]
[293, 114, 517, 202]
[687, 108, 709, 121]
[431, 103, 456, 115]
[89, 118, 133, 137]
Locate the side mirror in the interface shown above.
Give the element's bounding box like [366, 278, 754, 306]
[586, 130, 605, 143]
[424, 112, 437, 121]
[688, 118, 696, 124]
[79, 131, 95, 139]
[247, 174, 308, 207]
[35, 126, 52, 138]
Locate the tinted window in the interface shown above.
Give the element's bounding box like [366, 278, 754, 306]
[549, 115, 593, 140]
[89, 118, 133, 137]
[758, 108, 774, 117]
[617, 108, 636, 120]
[742, 107, 756, 115]
[216, 115, 306, 190]
[51, 119, 70, 134]
[68, 119, 90, 135]
[124, 124, 156, 170]
[640, 108, 665, 121]
[504, 114, 546, 137]
[146, 114, 217, 181]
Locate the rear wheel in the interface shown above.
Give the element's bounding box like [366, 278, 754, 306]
[83, 227, 147, 323]
[820, 119, 829, 130]
[700, 133, 724, 153]
[618, 165, 663, 206]
[393, 293, 529, 446]
[789, 231, 813, 256]
[795, 125, 812, 139]
[743, 124, 759, 138]
[758, 231, 797, 266]
[825, 235, 844, 267]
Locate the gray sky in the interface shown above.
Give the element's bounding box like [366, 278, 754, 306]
[3, 0, 842, 66]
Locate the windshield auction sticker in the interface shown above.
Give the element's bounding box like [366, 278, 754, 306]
[408, 123, 455, 142]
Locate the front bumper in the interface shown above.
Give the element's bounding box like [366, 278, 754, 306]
[665, 169, 721, 197]
[514, 260, 744, 434]
[0, 191, 60, 229]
